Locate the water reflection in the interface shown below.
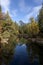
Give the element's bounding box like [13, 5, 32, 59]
[10, 44, 39, 65]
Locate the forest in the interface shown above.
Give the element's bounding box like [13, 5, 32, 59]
[0, 4, 43, 65]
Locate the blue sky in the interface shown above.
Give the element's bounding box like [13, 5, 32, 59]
[0, 0, 42, 23]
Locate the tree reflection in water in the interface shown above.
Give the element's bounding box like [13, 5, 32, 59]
[26, 42, 39, 64]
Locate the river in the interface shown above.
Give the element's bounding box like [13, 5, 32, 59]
[9, 44, 39, 65]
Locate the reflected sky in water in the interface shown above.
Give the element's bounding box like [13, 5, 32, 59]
[10, 44, 39, 65]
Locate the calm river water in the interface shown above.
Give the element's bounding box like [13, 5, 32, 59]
[9, 44, 39, 65]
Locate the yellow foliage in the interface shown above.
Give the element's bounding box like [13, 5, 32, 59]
[29, 20, 39, 36]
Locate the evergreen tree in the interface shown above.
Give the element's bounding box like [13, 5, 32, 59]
[5, 11, 11, 21]
[38, 3, 43, 32]
[0, 5, 2, 20]
[0, 5, 2, 12]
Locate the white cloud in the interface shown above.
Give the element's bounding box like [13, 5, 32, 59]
[10, 9, 18, 18]
[0, 0, 10, 13]
[11, 10, 18, 17]
[0, 0, 18, 19]
[23, 5, 42, 23]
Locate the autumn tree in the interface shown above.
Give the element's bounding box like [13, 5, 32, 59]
[28, 18, 39, 37]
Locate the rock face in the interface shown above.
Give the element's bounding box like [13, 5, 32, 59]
[31, 38, 43, 46]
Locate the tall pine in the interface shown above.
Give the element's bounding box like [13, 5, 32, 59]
[0, 5, 2, 20]
[38, 3, 43, 33]
[0, 5, 2, 12]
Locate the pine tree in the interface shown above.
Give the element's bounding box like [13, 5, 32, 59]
[0, 5, 5, 20]
[5, 11, 12, 25]
[38, 3, 43, 32]
[0, 5, 6, 32]
[0, 5, 2, 12]
[0, 5, 2, 20]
